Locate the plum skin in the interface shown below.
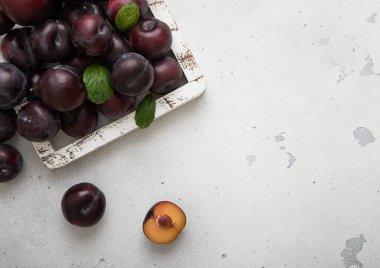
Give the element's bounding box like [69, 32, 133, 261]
[0, 144, 23, 183]
[150, 57, 183, 95]
[62, 1, 103, 26]
[30, 20, 74, 62]
[0, 63, 27, 109]
[61, 182, 106, 227]
[0, 7, 14, 35]
[101, 31, 131, 65]
[60, 101, 98, 138]
[97, 91, 136, 120]
[129, 18, 172, 60]
[16, 101, 61, 142]
[39, 65, 87, 112]
[1, 27, 39, 71]
[111, 52, 154, 96]
[0, 0, 60, 26]
[61, 54, 96, 74]
[26, 68, 46, 101]
[0, 109, 17, 143]
[71, 14, 112, 56]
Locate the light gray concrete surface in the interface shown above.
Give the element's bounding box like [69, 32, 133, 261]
[1, 0, 380, 267]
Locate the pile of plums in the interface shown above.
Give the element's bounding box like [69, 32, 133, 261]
[0, 0, 185, 183]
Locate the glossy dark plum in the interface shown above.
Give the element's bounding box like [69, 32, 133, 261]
[17, 101, 61, 142]
[61, 182, 106, 227]
[62, 54, 96, 74]
[111, 53, 154, 96]
[0, 63, 26, 109]
[1, 27, 39, 71]
[106, 0, 148, 24]
[150, 57, 183, 95]
[30, 20, 73, 62]
[0, 109, 17, 142]
[62, 1, 103, 26]
[40, 65, 86, 112]
[97, 91, 136, 120]
[61, 101, 98, 138]
[72, 14, 112, 56]
[0, 144, 23, 183]
[129, 18, 172, 60]
[1, 0, 60, 26]
[101, 31, 131, 65]
[26, 68, 46, 101]
[0, 7, 14, 35]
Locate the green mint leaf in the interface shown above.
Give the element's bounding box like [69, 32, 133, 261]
[115, 3, 140, 31]
[83, 64, 113, 104]
[135, 94, 156, 129]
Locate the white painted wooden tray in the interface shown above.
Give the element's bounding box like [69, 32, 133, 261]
[6, 0, 206, 169]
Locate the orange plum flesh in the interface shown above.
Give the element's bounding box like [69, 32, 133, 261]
[143, 201, 186, 244]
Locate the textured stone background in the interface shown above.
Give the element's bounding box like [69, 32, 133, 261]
[1, 0, 380, 267]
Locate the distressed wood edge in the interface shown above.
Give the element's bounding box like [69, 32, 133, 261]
[39, 78, 206, 169]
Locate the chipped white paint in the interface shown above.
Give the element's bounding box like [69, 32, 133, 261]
[26, 0, 206, 169]
[353, 127, 376, 147]
[341, 235, 367, 268]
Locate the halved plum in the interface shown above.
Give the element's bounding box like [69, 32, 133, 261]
[143, 201, 186, 244]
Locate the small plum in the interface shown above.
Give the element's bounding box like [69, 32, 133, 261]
[26, 68, 46, 101]
[61, 182, 106, 227]
[61, 54, 96, 74]
[129, 18, 172, 60]
[71, 14, 112, 56]
[150, 57, 183, 95]
[0, 144, 23, 183]
[0, 109, 17, 142]
[60, 101, 98, 138]
[1, 0, 61, 26]
[97, 91, 136, 120]
[111, 52, 154, 96]
[30, 20, 74, 62]
[16, 101, 61, 142]
[39, 65, 86, 112]
[143, 201, 186, 244]
[101, 31, 131, 65]
[1, 27, 39, 71]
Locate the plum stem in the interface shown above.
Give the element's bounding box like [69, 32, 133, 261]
[141, 20, 157, 31]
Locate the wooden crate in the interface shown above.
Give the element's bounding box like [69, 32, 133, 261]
[11, 0, 206, 169]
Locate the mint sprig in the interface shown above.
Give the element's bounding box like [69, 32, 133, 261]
[83, 64, 113, 104]
[135, 94, 156, 129]
[115, 3, 140, 31]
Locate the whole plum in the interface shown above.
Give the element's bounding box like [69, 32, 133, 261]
[71, 14, 112, 56]
[39, 65, 86, 112]
[0, 63, 26, 109]
[1, 0, 60, 26]
[1, 27, 39, 71]
[111, 52, 154, 96]
[0, 144, 23, 183]
[129, 18, 172, 60]
[17, 101, 61, 142]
